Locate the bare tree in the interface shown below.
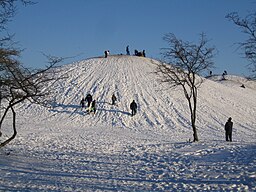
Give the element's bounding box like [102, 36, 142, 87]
[0, 0, 64, 147]
[156, 33, 215, 142]
[226, 12, 256, 78]
[0, 49, 64, 147]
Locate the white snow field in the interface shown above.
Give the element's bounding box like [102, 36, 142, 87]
[0, 55, 256, 191]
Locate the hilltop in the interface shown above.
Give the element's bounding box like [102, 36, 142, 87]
[0, 55, 256, 191]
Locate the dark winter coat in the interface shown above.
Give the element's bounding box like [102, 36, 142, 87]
[112, 94, 117, 102]
[225, 120, 233, 133]
[85, 94, 92, 103]
[130, 101, 137, 110]
[91, 100, 96, 109]
[80, 98, 85, 107]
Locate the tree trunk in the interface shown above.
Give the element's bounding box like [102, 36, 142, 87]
[192, 86, 199, 142]
[0, 106, 17, 148]
[192, 116, 199, 142]
[185, 85, 199, 142]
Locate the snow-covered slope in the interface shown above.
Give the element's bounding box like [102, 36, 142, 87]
[19, 55, 255, 141]
[1, 55, 256, 191]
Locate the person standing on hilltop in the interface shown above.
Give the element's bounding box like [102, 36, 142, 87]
[126, 45, 130, 55]
[142, 50, 146, 57]
[225, 117, 233, 142]
[130, 100, 138, 116]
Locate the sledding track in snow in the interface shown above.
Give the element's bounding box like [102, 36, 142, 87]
[37, 55, 190, 133]
[19, 55, 256, 142]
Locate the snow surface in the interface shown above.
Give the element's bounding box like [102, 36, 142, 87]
[0, 55, 256, 191]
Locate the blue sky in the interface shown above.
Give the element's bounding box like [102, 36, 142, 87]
[9, 0, 255, 76]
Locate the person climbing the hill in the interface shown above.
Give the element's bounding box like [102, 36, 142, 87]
[80, 97, 85, 108]
[112, 94, 117, 105]
[85, 93, 93, 108]
[130, 100, 137, 116]
[90, 100, 96, 114]
[104, 50, 108, 58]
[225, 117, 233, 142]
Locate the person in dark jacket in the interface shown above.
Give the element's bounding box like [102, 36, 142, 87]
[80, 97, 85, 108]
[112, 94, 117, 105]
[126, 45, 130, 55]
[142, 50, 146, 57]
[85, 93, 93, 108]
[134, 49, 138, 56]
[225, 117, 233, 142]
[90, 100, 96, 114]
[130, 100, 137, 116]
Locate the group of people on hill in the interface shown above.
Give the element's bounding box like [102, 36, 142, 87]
[134, 49, 146, 57]
[103, 46, 146, 58]
[207, 70, 228, 79]
[80, 93, 138, 117]
[126, 45, 146, 57]
[80, 92, 234, 141]
[80, 93, 96, 114]
[111, 93, 137, 116]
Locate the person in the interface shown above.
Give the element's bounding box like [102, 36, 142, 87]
[222, 72, 226, 80]
[111, 94, 117, 105]
[90, 100, 96, 114]
[142, 50, 146, 57]
[104, 50, 108, 58]
[130, 100, 137, 116]
[126, 45, 130, 55]
[80, 97, 85, 108]
[222, 70, 228, 80]
[225, 117, 233, 142]
[134, 49, 138, 56]
[85, 93, 93, 108]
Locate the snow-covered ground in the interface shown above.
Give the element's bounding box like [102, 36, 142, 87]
[0, 55, 255, 191]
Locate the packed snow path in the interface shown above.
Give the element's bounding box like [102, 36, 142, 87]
[1, 55, 256, 191]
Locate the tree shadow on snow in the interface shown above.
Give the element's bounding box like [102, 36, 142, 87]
[96, 101, 131, 116]
[48, 102, 131, 116]
[97, 108, 131, 116]
[49, 103, 83, 115]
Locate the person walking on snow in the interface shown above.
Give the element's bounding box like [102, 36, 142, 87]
[225, 117, 233, 142]
[90, 100, 96, 114]
[80, 97, 85, 108]
[112, 94, 117, 105]
[85, 93, 93, 108]
[130, 100, 137, 116]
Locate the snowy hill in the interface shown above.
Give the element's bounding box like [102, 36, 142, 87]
[1, 55, 256, 191]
